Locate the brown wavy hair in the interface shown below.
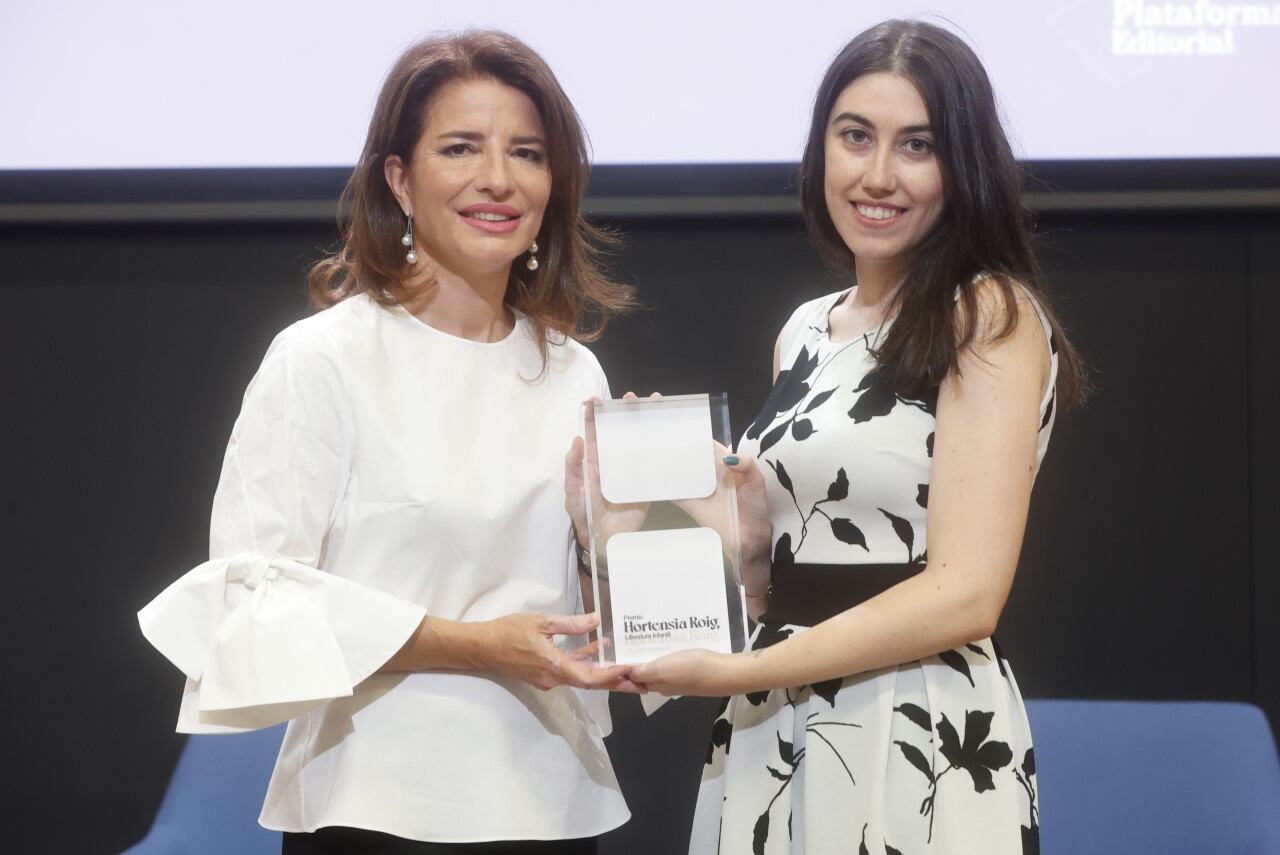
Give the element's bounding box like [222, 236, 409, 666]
[800, 20, 1086, 408]
[308, 30, 634, 359]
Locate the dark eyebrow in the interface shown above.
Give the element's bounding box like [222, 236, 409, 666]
[831, 112, 931, 135]
[434, 130, 546, 146]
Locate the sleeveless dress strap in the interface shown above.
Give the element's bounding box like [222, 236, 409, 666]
[776, 289, 849, 370]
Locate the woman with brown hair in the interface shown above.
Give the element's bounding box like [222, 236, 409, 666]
[139, 30, 637, 854]
[629, 19, 1086, 854]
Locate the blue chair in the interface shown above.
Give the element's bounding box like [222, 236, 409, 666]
[1026, 700, 1280, 855]
[122, 725, 284, 855]
[125, 703, 1280, 854]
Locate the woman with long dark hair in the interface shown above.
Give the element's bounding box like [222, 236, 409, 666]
[139, 30, 637, 854]
[630, 20, 1085, 854]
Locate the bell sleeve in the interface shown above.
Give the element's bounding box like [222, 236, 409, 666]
[137, 322, 426, 734]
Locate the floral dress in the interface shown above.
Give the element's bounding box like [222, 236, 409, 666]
[690, 288, 1057, 855]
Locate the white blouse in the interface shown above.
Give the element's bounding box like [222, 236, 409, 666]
[138, 293, 629, 842]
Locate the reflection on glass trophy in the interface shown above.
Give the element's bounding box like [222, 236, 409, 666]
[580, 394, 748, 664]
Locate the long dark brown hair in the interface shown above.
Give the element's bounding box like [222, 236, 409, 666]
[308, 30, 634, 359]
[800, 20, 1086, 407]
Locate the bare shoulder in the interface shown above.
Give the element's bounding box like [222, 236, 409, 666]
[960, 276, 1048, 360]
[948, 276, 1050, 402]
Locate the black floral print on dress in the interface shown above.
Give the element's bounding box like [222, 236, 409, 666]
[692, 288, 1057, 854]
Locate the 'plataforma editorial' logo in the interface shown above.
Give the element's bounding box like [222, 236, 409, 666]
[1113, 0, 1280, 55]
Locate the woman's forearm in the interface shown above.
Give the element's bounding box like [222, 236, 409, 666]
[378, 610, 630, 691]
[739, 565, 1004, 694]
[381, 616, 482, 673]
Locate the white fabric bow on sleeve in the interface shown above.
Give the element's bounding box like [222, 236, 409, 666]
[140, 552, 425, 732]
[137, 323, 425, 733]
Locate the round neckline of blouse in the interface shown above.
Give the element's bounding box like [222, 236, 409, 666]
[385, 302, 527, 348]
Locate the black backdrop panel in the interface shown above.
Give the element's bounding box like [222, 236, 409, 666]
[1250, 223, 1280, 732]
[1004, 220, 1254, 702]
[1, 212, 1273, 853]
[4, 226, 321, 852]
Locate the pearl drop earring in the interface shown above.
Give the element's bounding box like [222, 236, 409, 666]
[401, 212, 417, 264]
[526, 240, 539, 271]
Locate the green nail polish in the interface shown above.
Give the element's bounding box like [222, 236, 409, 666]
[723, 455, 740, 466]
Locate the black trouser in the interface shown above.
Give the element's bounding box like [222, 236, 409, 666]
[282, 827, 598, 855]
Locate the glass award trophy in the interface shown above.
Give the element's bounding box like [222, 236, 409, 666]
[580, 393, 749, 665]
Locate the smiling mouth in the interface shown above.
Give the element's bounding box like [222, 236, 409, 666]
[463, 211, 519, 222]
[854, 203, 905, 222]
[459, 207, 523, 234]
